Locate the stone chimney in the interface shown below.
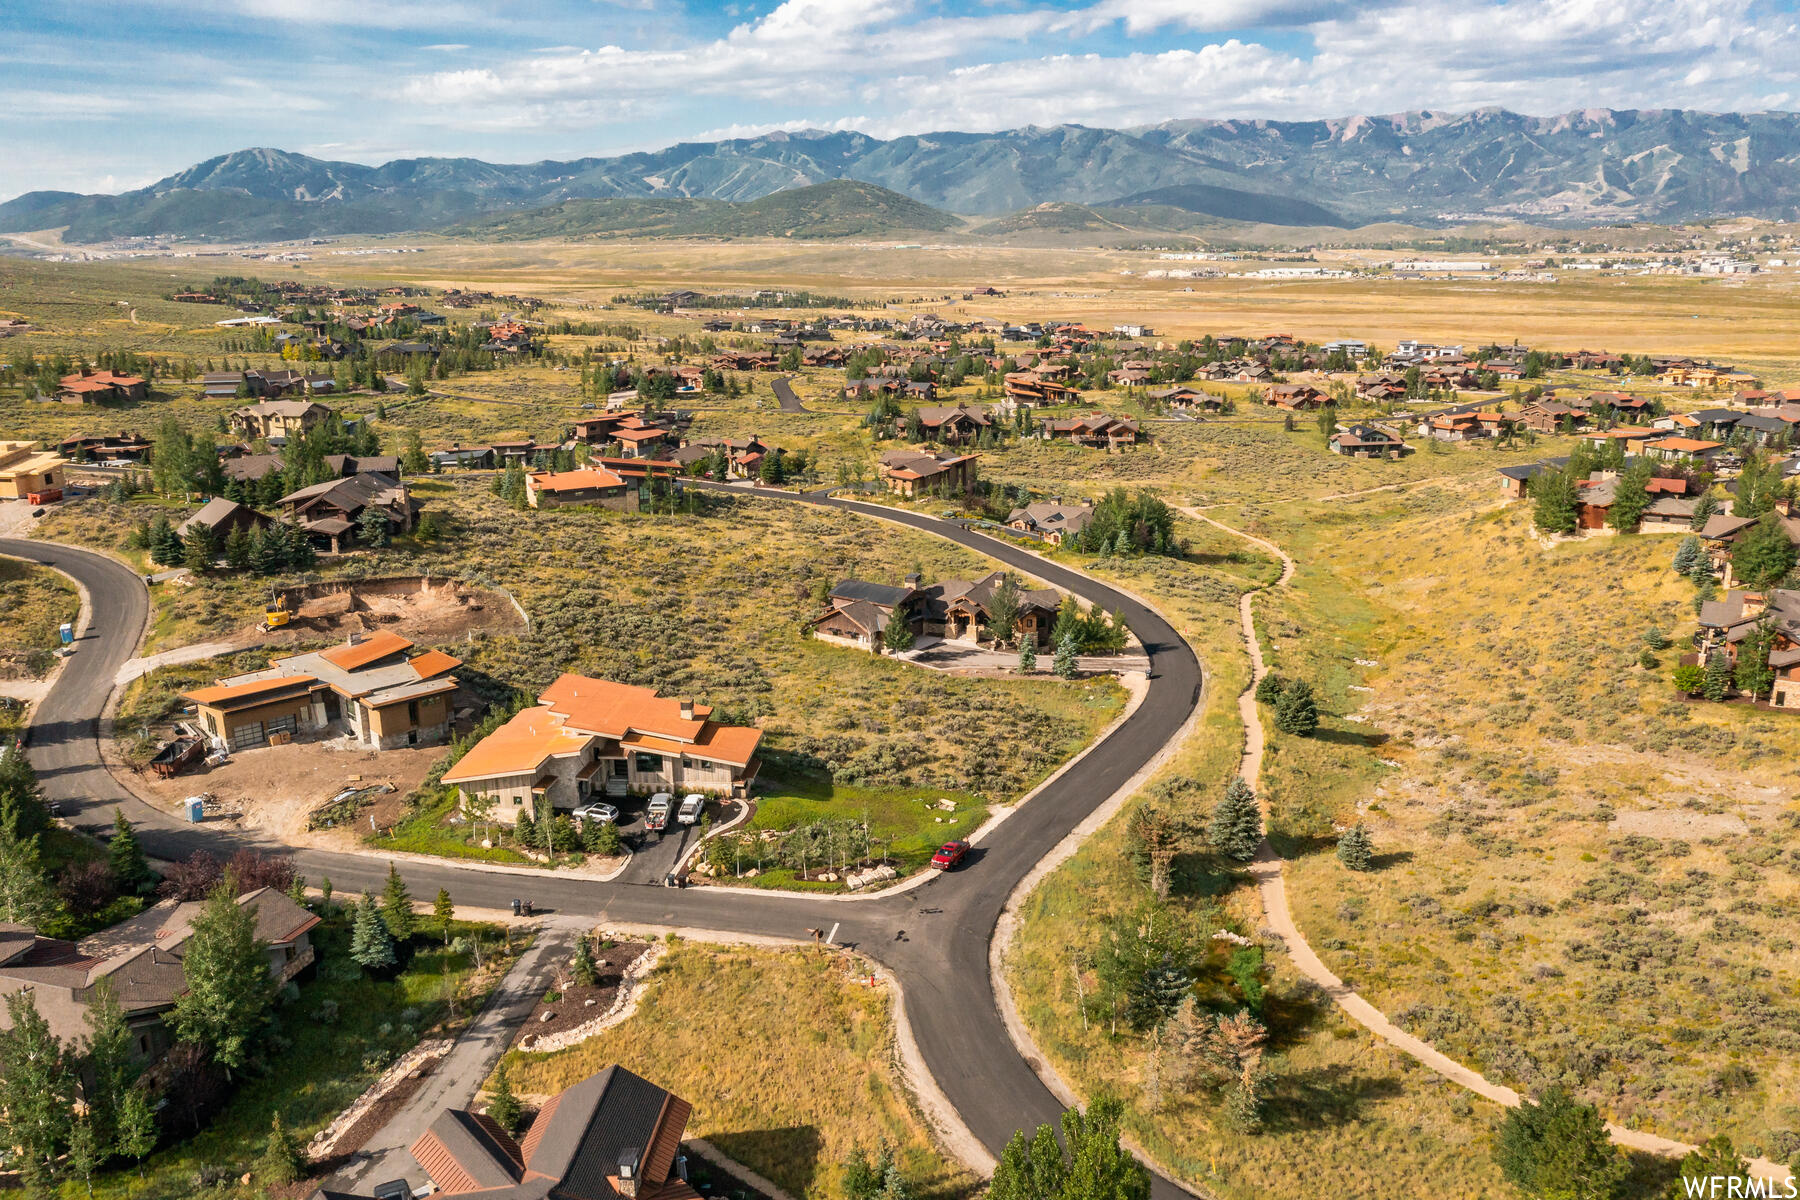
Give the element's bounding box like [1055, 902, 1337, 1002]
[679, 699, 695, 721]
[905, 572, 922, 590]
[616, 1147, 642, 1199]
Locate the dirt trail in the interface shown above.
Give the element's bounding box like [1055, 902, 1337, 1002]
[1180, 506, 1794, 1184]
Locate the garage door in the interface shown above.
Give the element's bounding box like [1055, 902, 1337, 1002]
[229, 721, 266, 751]
[267, 713, 297, 739]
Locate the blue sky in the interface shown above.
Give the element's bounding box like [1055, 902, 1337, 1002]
[3, 0, 1798, 199]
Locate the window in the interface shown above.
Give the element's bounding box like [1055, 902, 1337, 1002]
[635, 752, 664, 773]
[229, 721, 266, 751]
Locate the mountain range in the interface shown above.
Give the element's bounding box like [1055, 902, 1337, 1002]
[9, 108, 1800, 244]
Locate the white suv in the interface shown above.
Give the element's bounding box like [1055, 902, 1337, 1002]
[677, 794, 706, 825]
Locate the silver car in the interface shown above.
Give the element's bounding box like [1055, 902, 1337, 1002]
[572, 802, 619, 824]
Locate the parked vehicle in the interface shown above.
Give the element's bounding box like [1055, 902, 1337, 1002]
[930, 840, 970, 870]
[677, 794, 705, 825]
[572, 802, 619, 824]
[644, 792, 673, 832]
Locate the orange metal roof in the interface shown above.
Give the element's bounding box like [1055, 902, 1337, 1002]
[319, 630, 414, 670]
[407, 649, 463, 680]
[1649, 437, 1722, 452]
[183, 674, 317, 706]
[529, 467, 626, 492]
[540, 674, 711, 742]
[441, 706, 595, 785]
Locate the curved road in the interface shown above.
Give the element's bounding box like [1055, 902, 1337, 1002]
[1, 499, 1206, 1198]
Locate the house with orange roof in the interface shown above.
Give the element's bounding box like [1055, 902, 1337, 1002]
[442, 674, 761, 819]
[57, 368, 147, 404]
[1643, 436, 1725, 466]
[181, 630, 461, 752]
[525, 466, 636, 510]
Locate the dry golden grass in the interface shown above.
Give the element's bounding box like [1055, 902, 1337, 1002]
[506, 943, 978, 1200]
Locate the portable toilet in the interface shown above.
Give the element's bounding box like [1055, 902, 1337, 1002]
[184, 796, 206, 823]
[59, 622, 73, 647]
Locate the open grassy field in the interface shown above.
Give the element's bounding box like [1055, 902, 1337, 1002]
[1240, 475, 1800, 1166]
[0, 554, 80, 672]
[505, 942, 979, 1200]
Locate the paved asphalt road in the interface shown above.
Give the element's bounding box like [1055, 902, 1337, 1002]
[0, 499, 1204, 1199]
[770, 376, 807, 412]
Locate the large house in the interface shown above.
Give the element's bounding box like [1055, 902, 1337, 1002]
[1698, 587, 1800, 707]
[1003, 373, 1083, 407]
[0, 888, 317, 1060]
[1329, 425, 1410, 458]
[278, 472, 416, 551]
[315, 1066, 699, 1200]
[525, 466, 641, 511]
[914, 403, 995, 444]
[57, 431, 152, 462]
[442, 675, 762, 819]
[670, 436, 770, 480]
[877, 448, 977, 497]
[811, 571, 1063, 651]
[1005, 500, 1094, 545]
[1038, 413, 1144, 449]
[58, 368, 147, 404]
[231, 399, 334, 445]
[0, 441, 68, 499]
[181, 631, 461, 752]
[1264, 383, 1329, 411]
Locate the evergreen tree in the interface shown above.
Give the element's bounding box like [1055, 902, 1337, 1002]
[1210, 778, 1263, 862]
[171, 878, 274, 1071]
[571, 936, 599, 987]
[0, 748, 48, 841]
[224, 523, 252, 570]
[1337, 825, 1374, 871]
[0, 991, 77, 1185]
[1253, 673, 1286, 704]
[486, 1059, 523, 1131]
[358, 507, 391, 549]
[583, 819, 623, 855]
[0, 820, 58, 926]
[256, 1111, 305, 1186]
[433, 887, 455, 944]
[882, 608, 916, 652]
[1671, 535, 1705, 576]
[1273, 679, 1319, 736]
[1702, 650, 1733, 702]
[1053, 633, 1078, 679]
[1018, 639, 1037, 673]
[381, 861, 416, 942]
[514, 806, 539, 849]
[148, 515, 182, 566]
[1604, 460, 1655, 532]
[1688, 489, 1720, 531]
[1672, 1137, 1752, 1197]
[181, 523, 217, 572]
[1529, 466, 1579, 536]
[985, 575, 1022, 648]
[1493, 1088, 1628, 1200]
[349, 892, 397, 973]
[402, 428, 430, 474]
[988, 1097, 1148, 1200]
[1730, 513, 1798, 588]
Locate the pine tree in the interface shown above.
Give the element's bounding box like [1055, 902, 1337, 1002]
[349, 893, 397, 973]
[1337, 825, 1374, 871]
[359, 507, 391, 549]
[882, 608, 915, 652]
[1702, 650, 1732, 701]
[486, 1059, 522, 1131]
[1493, 1088, 1627, 1200]
[108, 807, 152, 894]
[514, 806, 539, 849]
[1053, 633, 1078, 679]
[1529, 466, 1579, 536]
[985, 575, 1022, 648]
[1273, 679, 1319, 736]
[181, 524, 217, 572]
[1018, 639, 1037, 673]
[571, 936, 599, 987]
[434, 887, 455, 944]
[1253, 673, 1286, 704]
[148, 516, 182, 566]
[171, 878, 274, 1071]
[257, 1111, 305, 1186]
[381, 861, 416, 942]
[583, 819, 622, 855]
[1688, 489, 1720, 531]
[1210, 778, 1263, 862]
[1671, 535, 1704, 576]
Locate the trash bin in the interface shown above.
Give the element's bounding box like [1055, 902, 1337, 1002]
[510, 898, 521, 916]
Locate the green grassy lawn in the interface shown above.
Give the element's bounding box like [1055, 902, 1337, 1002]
[375, 788, 535, 865]
[70, 914, 524, 1200]
[505, 943, 979, 1200]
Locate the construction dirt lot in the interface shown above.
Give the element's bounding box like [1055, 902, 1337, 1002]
[120, 735, 446, 846]
[224, 575, 525, 652]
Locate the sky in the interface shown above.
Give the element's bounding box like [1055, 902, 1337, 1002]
[3, 0, 1799, 200]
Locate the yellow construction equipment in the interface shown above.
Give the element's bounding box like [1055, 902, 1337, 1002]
[262, 595, 291, 631]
